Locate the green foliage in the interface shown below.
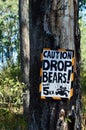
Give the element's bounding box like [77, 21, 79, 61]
[79, 0, 86, 8]
[79, 17, 86, 115]
[0, 0, 19, 67]
[79, 20, 86, 70]
[0, 108, 27, 130]
[0, 64, 26, 106]
[79, 19, 86, 83]
[0, 64, 28, 129]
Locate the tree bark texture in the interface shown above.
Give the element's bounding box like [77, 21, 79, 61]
[19, 0, 30, 115]
[29, 0, 81, 130]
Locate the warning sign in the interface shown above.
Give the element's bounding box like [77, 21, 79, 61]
[39, 48, 75, 99]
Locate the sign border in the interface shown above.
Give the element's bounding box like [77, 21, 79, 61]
[39, 48, 75, 100]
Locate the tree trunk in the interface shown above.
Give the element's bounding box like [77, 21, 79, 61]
[29, 0, 81, 130]
[19, 0, 30, 115]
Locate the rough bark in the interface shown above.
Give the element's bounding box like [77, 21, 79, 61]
[29, 0, 81, 130]
[19, 0, 30, 115]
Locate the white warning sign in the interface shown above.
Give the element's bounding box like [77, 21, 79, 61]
[39, 48, 75, 99]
